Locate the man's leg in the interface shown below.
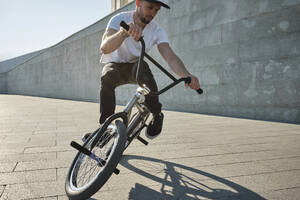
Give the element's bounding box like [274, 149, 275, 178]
[82, 62, 133, 142]
[83, 62, 135, 142]
[99, 63, 132, 124]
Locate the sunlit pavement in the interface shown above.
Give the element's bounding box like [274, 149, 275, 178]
[0, 95, 299, 200]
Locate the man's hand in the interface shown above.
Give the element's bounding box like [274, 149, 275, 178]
[185, 74, 201, 91]
[121, 23, 143, 42]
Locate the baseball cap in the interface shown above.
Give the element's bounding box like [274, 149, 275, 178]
[145, 0, 170, 9]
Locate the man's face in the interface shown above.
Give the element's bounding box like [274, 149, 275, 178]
[137, 0, 161, 24]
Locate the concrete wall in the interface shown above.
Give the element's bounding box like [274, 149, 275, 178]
[3, 0, 300, 123]
[0, 50, 45, 93]
[0, 49, 45, 73]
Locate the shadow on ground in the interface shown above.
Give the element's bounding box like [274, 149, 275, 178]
[118, 155, 266, 200]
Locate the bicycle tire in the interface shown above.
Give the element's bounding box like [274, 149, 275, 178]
[65, 116, 127, 200]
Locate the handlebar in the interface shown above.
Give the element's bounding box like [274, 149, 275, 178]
[120, 21, 203, 96]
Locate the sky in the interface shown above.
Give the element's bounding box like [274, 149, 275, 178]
[0, 0, 111, 62]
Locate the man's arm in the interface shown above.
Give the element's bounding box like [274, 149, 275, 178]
[100, 24, 143, 54]
[100, 28, 129, 54]
[158, 43, 200, 90]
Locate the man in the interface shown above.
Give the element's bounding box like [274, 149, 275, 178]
[84, 0, 200, 141]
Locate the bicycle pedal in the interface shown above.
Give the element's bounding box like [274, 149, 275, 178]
[71, 141, 92, 156]
[114, 168, 120, 175]
[137, 136, 148, 145]
[71, 141, 106, 166]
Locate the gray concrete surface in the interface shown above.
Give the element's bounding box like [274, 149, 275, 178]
[0, 50, 45, 94]
[0, 94, 299, 200]
[0, 0, 299, 123]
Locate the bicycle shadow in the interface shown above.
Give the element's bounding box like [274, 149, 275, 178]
[119, 155, 266, 200]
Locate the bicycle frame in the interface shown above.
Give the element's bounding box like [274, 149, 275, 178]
[122, 86, 151, 146]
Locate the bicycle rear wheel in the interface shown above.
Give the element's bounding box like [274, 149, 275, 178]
[65, 115, 127, 200]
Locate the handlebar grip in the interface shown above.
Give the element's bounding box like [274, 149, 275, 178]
[120, 21, 130, 31]
[184, 77, 203, 95]
[120, 21, 144, 43]
[197, 88, 203, 94]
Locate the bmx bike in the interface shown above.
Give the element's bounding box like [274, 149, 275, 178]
[65, 21, 203, 200]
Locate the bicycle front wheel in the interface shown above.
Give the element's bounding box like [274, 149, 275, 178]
[65, 115, 127, 200]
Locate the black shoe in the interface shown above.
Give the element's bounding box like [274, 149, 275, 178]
[146, 112, 164, 139]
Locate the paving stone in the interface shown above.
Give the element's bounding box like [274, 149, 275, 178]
[24, 146, 71, 154]
[25, 138, 56, 148]
[0, 146, 25, 155]
[227, 170, 300, 192]
[0, 186, 5, 197]
[29, 197, 58, 200]
[0, 152, 56, 163]
[258, 156, 300, 171]
[15, 160, 70, 172]
[1, 181, 64, 200]
[0, 169, 56, 185]
[193, 162, 274, 179]
[0, 135, 29, 144]
[272, 187, 300, 200]
[56, 168, 68, 182]
[0, 162, 16, 173]
[56, 151, 77, 162]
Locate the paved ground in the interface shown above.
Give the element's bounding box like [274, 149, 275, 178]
[0, 95, 299, 200]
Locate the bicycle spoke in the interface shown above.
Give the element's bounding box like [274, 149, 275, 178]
[80, 163, 98, 186]
[77, 157, 91, 186]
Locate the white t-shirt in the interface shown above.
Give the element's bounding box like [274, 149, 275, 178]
[100, 11, 169, 63]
